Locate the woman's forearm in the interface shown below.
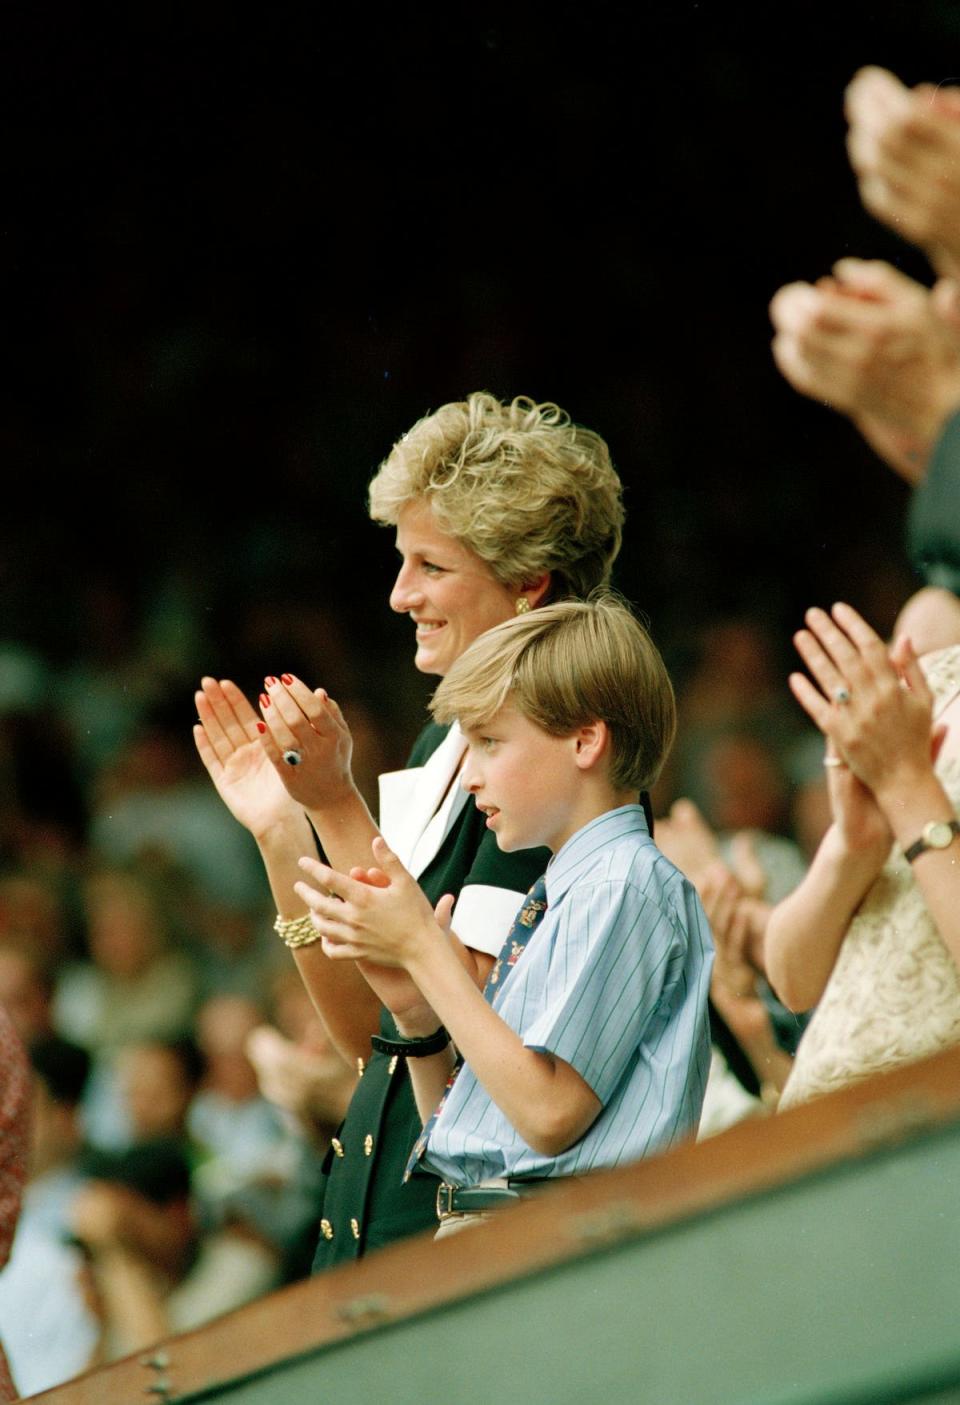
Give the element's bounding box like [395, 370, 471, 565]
[258, 817, 383, 1064]
[875, 767, 960, 973]
[764, 825, 887, 1012]
[305, 786, 382, 877]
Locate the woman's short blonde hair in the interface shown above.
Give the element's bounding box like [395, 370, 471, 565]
[431, 594, 676, 792]
[368, 392, 624, 599]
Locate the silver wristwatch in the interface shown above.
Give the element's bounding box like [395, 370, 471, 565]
[903, 818, 960, 864]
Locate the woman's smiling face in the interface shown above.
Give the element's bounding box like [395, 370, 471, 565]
[389, 499, 518, 677]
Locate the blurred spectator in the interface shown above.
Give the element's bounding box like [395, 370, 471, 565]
[247, 967, 355, 1151]
[90, 704, 267, 911]
[189, 994, 292, 1197]
[187, 898, 280, 1006]
[0, 708, 88, 871]
[784, 732, 834, 865]
[59, 579, 160, 785]
[186, 993, 327, 1298]
[675, 617, 788, 733]
[0, 1037, 101, 1397]
[0, 1005, 30, 1403]
[55, 868, 199, 1057]
[664, 616, 807, 835]
[0, 945, 55, 1044]
[656, 799, 807, 1132]
[67, 1039, 202, 1358]
[54, 868, 200, 1146]
[0, 872, 74, 969]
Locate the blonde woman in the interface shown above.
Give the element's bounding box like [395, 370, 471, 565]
[193, 393, 627, 1268]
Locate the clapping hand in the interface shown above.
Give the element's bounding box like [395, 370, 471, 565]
[846, 67, 960, 281]
[194, 678, 304, 838]
[789, 603, 940, 824]
[257, 674, 359, 813]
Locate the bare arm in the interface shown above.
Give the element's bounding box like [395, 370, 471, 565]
[868, 763, 960, 951]
[194, 678, 382, 1063]
[296, 844, 601, 1156]
[764, 824, 887, 1011]
[769, 604, 960, 1005]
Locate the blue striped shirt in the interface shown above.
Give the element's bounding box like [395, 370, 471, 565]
[423, 805, 714, 1185]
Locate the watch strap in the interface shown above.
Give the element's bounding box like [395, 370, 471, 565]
[370, 1027, 450, 1058]
[904, 818, 960, 863]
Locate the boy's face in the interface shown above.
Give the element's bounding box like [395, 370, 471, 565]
[460, 705, 583, 854]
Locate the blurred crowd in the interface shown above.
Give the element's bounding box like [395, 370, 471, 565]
[0, 583, 387, 1394]
[0, 565, 843, 1393]
[4, 53, 960, 1400]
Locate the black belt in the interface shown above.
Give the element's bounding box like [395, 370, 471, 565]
[436, 1178, 561, 1219]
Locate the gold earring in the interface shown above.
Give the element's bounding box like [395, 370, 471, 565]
[515, 597, 531, 614]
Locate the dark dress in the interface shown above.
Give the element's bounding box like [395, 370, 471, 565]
[311, 723, 549, 1270]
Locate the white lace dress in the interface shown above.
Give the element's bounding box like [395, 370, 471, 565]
[779, 645, 960, 1111]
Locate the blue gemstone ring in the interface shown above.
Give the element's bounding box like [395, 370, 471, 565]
[282, 749, 303, 766]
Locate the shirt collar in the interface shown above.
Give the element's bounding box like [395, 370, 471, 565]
[543, 804, 650, 907]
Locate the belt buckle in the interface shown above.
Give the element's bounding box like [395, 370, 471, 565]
[436, 1182, 457, 1220]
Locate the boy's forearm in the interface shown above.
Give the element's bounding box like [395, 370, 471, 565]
[403, 940, 600, 1157]
[390, 1034, 458, 1123]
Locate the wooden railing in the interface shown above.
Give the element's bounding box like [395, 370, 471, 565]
[29, 1043, 960, 1404]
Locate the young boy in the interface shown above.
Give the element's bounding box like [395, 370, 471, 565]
[295, 596, 713, 1233]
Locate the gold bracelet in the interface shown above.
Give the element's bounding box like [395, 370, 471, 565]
[274, 912, 321, 950]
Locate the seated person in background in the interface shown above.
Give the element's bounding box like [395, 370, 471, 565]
[655, 800, 802, 1126]
[68, 1039, 201, 1357]
[0, 945, 57, 1047]
[245, 966, 355, 1153]
[189, 994, 292, 1196]
[296, 596, 713, 1237]
[766, 598, 960, 1108]
[188, 993, 328, 1289]
[0, 1037, 101, 1397]
[54, 867, 199, 1148]
[17, 1036, 91, 1241]
[0, 1004, 29, 1405]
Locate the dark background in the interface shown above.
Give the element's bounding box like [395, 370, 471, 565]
[4, 0, 958, 749]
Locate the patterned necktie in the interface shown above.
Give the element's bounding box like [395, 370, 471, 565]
[404, 875, 549, 1179]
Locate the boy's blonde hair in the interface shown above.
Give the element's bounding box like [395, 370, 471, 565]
[368, 392, 624, 600]
[431, 594, 676, 792]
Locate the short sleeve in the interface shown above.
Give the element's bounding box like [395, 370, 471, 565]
[521, 880, 686, 1105]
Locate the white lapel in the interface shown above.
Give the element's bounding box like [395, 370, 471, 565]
[378, 724, 469, 877]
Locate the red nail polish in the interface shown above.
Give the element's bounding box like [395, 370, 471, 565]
[281, 674, 293, 685]
[265, 676, 278, 687]
[256, 721, 266, 734]
[259, 693, 270, 708]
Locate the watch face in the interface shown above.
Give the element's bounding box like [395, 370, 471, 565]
[926, 821, 955, 850]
